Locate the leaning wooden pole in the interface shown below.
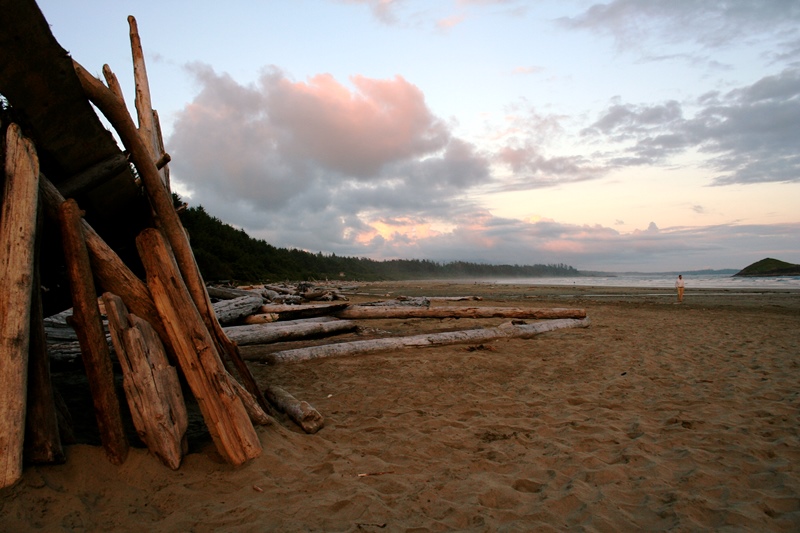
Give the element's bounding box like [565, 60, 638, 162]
[0, 123, 40, 489]
[128, 15, 169, 191]
[72, 60, 270, 415]
[58, 199, 129, 465]
[136, 228, 261, 466]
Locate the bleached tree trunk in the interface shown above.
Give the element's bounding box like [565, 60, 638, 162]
[228, 319, 357, 346]
[334, 306, 587, 320]
[263, 318, 591, 364]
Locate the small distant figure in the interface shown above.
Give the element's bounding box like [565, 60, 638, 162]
[675, 274, 685, 303]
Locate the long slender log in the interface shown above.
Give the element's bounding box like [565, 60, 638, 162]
[228, 319, 357, 346]
[128, 17, 157, 162]
[0, 123, 40, 489]
[24, 205, 65, 465]
[263, 318, 591, 364]
[256, 303, 585, 321]
[263, 386, 324, 434]
[73, 61, 269, 414]
[103, 293, 187, 470]
[335, 306, 587, 320]
[136, 228, 261, 465]
[58, 199, 129, 465]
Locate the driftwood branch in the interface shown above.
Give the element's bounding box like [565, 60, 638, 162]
[263, 385, 324, 434]
[262, 318, 591, 364]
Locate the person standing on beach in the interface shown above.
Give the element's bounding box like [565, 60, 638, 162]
[675, 274, 685, 303]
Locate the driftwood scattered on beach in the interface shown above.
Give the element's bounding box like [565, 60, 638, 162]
[262, 385, 324, 434]
[252, 318, 591, 364]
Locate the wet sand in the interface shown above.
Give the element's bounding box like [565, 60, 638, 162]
[2, 281, 799, 531]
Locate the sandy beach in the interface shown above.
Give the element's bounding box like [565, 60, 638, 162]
[2, 281, 800, 532]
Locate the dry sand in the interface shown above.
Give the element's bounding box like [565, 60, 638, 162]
[2, 281, 800, 532]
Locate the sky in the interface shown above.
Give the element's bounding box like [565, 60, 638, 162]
[34, 0, 800, 272]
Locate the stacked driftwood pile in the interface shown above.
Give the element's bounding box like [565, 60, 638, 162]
[0, 14, 273, 489]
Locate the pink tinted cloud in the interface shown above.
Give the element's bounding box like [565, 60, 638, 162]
[436, 14, 466, 31]
[265, 73, 450, 177]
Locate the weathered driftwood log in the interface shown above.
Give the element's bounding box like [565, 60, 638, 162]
[427, 295, 483, 301]
[0, 123, 40, 489]
[59, 199, 129, 465]
[335, 306, 587, 320]
[73, 61, 270, 416]
[359, 296, 429, 307]
[24, 208, 65, 466]
[242, 313, 280, 325]
[228, 319, 357, 346]
[263, 385, 324, 434]
[212, 295, 264, 325]
[208, 286, 263, 300]
[263, 318, 591, 364]
[136, 228, 261, 465]
[103, 293, 188, 470]
[256, 303, 350, 321]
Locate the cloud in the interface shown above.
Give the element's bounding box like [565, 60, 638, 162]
[582, 68, 800, 184]
[560, 0, 800, 52]
[169, 63, 492, 254]
[336, 0, 405, 24]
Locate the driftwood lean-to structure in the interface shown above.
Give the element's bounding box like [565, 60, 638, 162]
[0, 0, 590, 490]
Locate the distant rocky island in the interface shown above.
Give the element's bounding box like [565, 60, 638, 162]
[734, 258, 800, 277]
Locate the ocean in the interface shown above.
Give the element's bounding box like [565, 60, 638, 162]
[490, 274, 800, 290]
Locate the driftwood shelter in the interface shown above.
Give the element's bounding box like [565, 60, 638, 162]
[0, 0, 589, 489]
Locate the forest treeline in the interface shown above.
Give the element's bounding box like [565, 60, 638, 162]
[177, 199, 581, 283]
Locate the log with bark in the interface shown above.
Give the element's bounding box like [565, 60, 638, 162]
[103, 293, 188, 470]
[226, 318, 357, 346]
[0, 123, 40, 489]
[260, 317, 591, 364]
[263, 385, 324, 434]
